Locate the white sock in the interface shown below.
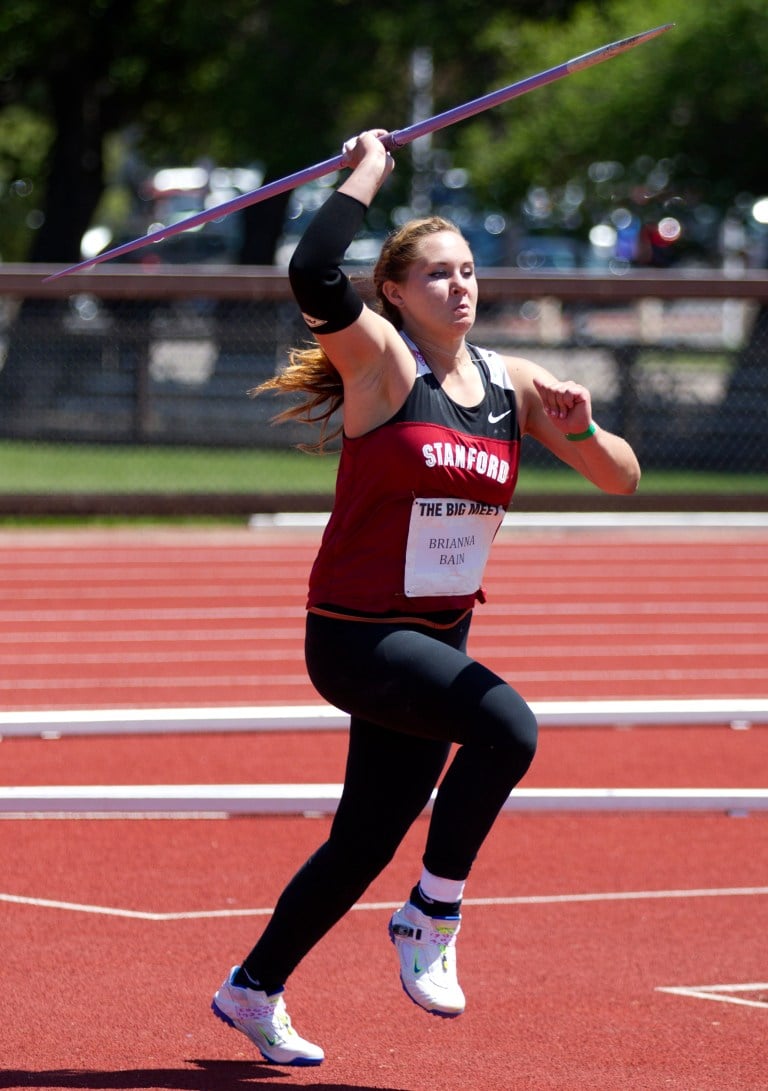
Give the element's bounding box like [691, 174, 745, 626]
[419, 867, 466, 905]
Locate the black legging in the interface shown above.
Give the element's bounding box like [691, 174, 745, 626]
[241, 609, 538, 987]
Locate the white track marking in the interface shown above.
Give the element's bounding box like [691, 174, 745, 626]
[2, 885, 767, 922]
[3, 641, 767, 668]
[2, 785, 768, 816]
[657, 983, 768, 1009]
[2, 699, 767, 736]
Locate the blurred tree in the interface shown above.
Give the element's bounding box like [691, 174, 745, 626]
[6, 0, 768, 264]
[2, 1, 766, 265]
[0, 1, 234, 260]
[0, 0, 583, 420]
[458, 1, 768, 237]
[0, 0, 580, 263]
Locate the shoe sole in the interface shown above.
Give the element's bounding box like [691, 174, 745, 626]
[398, 977, 464, 1018]
[211, 999, 324, 1067]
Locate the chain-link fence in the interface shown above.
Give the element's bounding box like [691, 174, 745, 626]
[1, 266, 767, 509]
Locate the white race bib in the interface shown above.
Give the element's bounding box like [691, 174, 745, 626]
[404, 498, 505, 597]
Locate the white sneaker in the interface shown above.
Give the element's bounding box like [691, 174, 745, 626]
[389, 903, 465, 1017]
[211, 966, 324, 1066]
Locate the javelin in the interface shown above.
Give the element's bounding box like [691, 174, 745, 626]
[45, 23, 673, 281]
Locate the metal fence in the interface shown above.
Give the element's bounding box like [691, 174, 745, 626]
[1, 264, 767, 503]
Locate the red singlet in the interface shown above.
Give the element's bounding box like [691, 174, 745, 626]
[307, 339, 521, 615]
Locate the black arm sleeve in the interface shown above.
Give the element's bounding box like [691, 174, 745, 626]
[288, 191, 367, 334]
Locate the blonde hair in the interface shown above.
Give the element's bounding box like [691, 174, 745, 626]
[253, 215, 465, 451]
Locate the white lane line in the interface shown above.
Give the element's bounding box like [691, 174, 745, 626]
[1, 620, 767, 643]
[2, 785, 768, 816]
[250, 512, 768, 529]
[0, 607, 305, 622]
[2, 601, 765, 625]
[3, 667, 767, 695]
[4, 641, 767, 667]
[3, 885, 767, 922]
[0, 648, 306, 666]
[2, 698, 767, 735]
[0, 893, 174, 920]
[657, 983, 768, 1009]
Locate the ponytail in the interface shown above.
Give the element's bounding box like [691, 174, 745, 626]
[250, 344, 344, 452]
[253, 214, 465, 452]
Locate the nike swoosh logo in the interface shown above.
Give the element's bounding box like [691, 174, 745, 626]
[488, 409, 512, 424]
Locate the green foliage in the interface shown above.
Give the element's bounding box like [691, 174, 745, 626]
[0, 0, 766, 260]
[458, 2, 768, 215]
[0, 105, 50, 260]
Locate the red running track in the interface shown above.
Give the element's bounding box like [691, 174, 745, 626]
[2, 811, 767, 1090]
[1, 524, 767, 709]
[1, 524, 767, 1089]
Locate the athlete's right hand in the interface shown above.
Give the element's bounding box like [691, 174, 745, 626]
[341, 129, 395, 177]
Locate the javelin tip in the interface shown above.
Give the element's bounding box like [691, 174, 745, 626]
[566, 23, 675, 73]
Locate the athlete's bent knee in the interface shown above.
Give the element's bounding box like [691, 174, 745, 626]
[482, 687, 538, 760]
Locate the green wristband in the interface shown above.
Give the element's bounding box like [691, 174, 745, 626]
[565, 422, 597, 442]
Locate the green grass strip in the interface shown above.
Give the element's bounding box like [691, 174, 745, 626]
[1, 440, 766, 495]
